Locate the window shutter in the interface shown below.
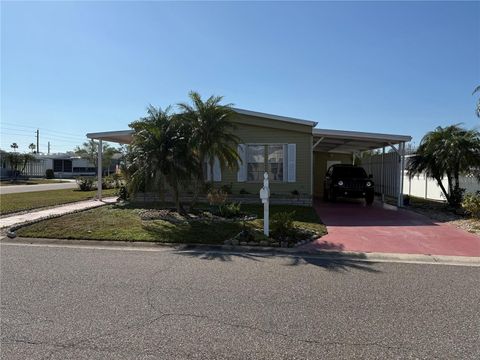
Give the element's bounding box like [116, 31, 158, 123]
[283, 144, 288, 182]
[287, 144, 296, 182]
[237, 144, 247, 182]
[206, 161, 212, 182]
[213, 157, 222, 182]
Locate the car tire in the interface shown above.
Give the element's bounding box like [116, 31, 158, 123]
[365, 193, 374, 205]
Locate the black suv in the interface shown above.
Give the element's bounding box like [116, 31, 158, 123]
[324, 164, 375, 204]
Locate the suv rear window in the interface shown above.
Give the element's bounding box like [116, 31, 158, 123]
[332, 166, 367, 178]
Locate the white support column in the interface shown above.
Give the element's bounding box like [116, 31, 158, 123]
[97, 139, 103, 201]
[381, 147, 385, 203]
[397, 142, 405, 207]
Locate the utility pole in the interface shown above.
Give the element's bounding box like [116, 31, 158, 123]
[36, 129, 40, 154]
[48, 141, 51, 155]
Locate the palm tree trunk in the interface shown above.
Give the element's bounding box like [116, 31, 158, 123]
[190, 159, 204, 210]
[434, 176, 451, 204]
[209, 157, 215, 187]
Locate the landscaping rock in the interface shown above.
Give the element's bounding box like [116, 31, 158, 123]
[224, 239, 232, 245]
[259, 240, 269, 246]
[240, 241, 248, 246]
[231, 239, 239, 246]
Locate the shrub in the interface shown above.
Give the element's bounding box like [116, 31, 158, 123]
[291, 189, 299, 196]
[207, 188, 228, 206]
[450, 188, 466, 208]
[76, 177, 94, 191]
[221, 183, 233, 194]
[239, 188, 250, 195]
[218, 202, 242, 218]
[117, 185, 129, 201]
[45, 169, 54, 179]
[270, 211, 296, 240]
[462, 192, 480, 218]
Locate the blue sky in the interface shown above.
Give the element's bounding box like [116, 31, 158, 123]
[1, 1, 479, 153]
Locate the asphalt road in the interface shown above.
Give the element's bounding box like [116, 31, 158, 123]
[0, 181, 77, 195]
[1, 244, 479, 359]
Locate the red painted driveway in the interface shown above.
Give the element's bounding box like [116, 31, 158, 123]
[301, 199, 480, 257]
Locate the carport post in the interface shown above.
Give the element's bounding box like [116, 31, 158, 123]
[397, 142, 405, 207]
[97, 139, 103, 200]
[381, 147, 385, 203]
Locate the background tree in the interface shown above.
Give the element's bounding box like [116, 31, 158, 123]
[10, 143, 18, 152]
[2, 151, 36, 181]
[407, 124, 480, 207]
[128, 106, 198, 213]
[29, 143, 36, 154]
[75, 139, 119, 172]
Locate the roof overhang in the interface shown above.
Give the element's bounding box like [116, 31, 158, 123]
[86, 130, 134, 144]
[233, 108, 318, 127]
[313, 128, 411, 153]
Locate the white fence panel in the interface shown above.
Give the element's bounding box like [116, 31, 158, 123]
[403, 172, 480, 201]
[362, 152, 400, 199]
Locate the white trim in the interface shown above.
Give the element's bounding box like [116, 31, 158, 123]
[313, 128, 411, 143]
[233, 108, 318, 127]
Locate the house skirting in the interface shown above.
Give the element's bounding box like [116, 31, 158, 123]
[132, 193, 313, 206]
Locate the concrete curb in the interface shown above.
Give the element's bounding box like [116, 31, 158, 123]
[1, 237, 479, 266]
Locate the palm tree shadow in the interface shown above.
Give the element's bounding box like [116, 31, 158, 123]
[287, 253, 380, 273]
[172, 247, 380, 273]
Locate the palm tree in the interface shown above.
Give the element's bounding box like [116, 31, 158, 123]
[177, 91, 241, 205]
[473, 85, 480, 118]
[10, 143, 18, 152]
[29, 143, 36, 153]
[128, 106, 198, 214]
[408, 124, 480, 207]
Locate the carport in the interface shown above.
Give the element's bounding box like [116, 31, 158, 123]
[312, 129, 412, 207]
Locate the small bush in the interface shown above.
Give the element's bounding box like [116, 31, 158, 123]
[221, 183, 233, 194]
[45, 169, 54, 179]
[291, 189, 299, 196]
[218, 202, 242, 218]
[462, 193, 480, 218]
[207, 188, 228, 206]
[239, 188, 250, 195]
[76, 177, 94, 191]
[270, 211, 296, 241]
[117, 185, 129, 201]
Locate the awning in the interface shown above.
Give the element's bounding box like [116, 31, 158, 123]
[313, 128, 411, 153]
[86, 130, 133, 144]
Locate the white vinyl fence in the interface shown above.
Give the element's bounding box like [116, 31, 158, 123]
[403, 172, 480, 201]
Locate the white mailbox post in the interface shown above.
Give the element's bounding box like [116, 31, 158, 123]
[259, 172, 270, 236]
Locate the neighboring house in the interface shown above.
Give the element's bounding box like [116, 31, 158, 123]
[1, 153, 120, 179]
[87, 108, 411, 205]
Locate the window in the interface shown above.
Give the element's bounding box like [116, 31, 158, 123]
[53, 160, 63, 172]
[247, 145, 265, 181]
[246, 144, 284, 182]
[268, 145, 284, 181]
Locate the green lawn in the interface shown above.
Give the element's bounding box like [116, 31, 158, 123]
[0, 188, 117, 215]
[16, 203, 326, 244]
[0, 179, 69, 186]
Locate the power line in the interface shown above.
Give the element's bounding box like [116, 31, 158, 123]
[1, 121, 89, 138]
[1, 126, 86, 141]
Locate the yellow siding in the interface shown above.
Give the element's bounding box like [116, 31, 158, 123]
[218, 114, 313, 196]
